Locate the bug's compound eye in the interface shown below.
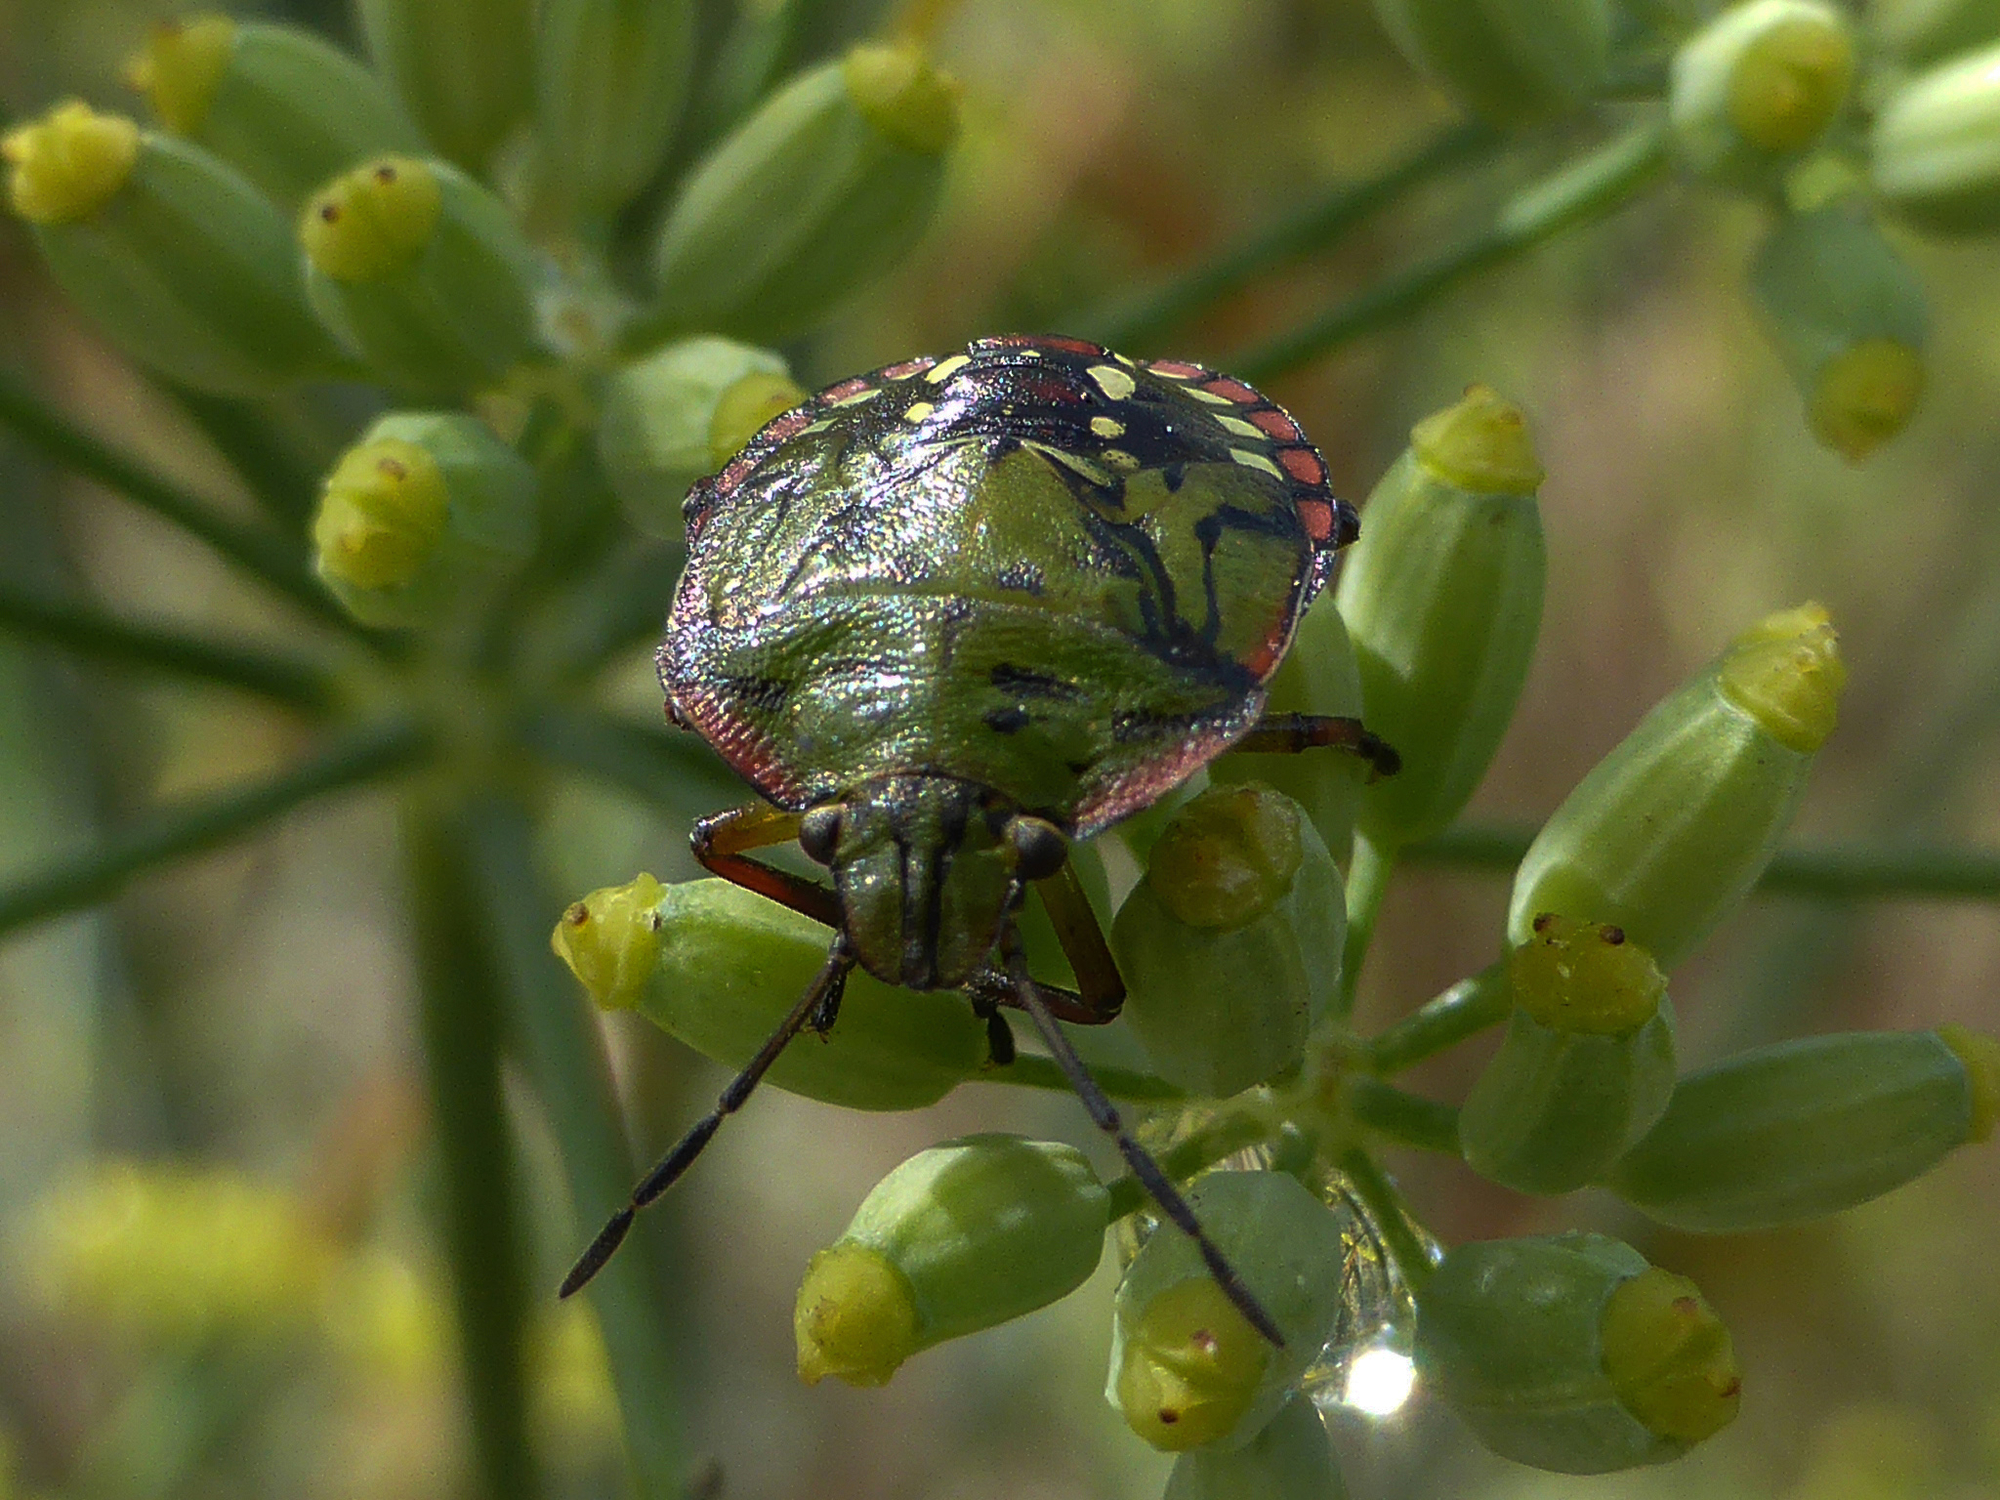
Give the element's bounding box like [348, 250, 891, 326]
[799, 806, 844, 865]
[1007, 817, 1068, 881]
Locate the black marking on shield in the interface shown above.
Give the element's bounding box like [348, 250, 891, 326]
[990, 663, 1082, 700]
[716, 674, 790, 713]
[983, 706, 1031, 735]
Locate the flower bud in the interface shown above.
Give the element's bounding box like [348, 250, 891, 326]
[644, 42, 960, 343]
[1460, 916, 1677, 1196]
[536, 0, 697, 222]
[1370, 0, 1612, 127]
[1606, 1027, 1999, 1231]
[1335, 385, 1547, 851]
[1670, 0, 1857, 186]
[355, 0, 534, 172]
[597, 336, 803, 536]
[4, 102, 336, 395]
[552, 875, 985, 1111]
[301, 155, 539, 394]
[1109, 1172, 1352, 1452]
[794, 1134, 1108, 1385]
[1163, 1394, 1347, 1500]
[1871, 42, 2000, 234]
[1751, 207, 1927, 461]
[1210, 593, 1367, 859]
[1508, 604, 1845, 970]
[1875, 0, 2000, 67]
[1416, 1234, 1740, 1473]
[1111, 787, 1345, 1098]
[310, 411, 537, 627]
[125, 16, 422, 210]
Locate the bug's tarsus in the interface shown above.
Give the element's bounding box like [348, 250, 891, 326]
[560, 936, 857, 1300]
[1236, 712, 1402, 780]
[970, 992, 1018, 1066]
[1001, 939, 1287, 1348]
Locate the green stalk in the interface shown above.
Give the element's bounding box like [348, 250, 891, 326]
[980, 1051, 1186, 1103]
[0, 375, 366, 636]
[172, 389, 327, 535]
[0, 718, 431, 939]
[1104, 1112, 1271, 1221]
[1234, 120, 1672, 383]
[0, 583, 338, 710]
[1366, 964, 1510, 1075]
[1334, 1146, 1435, 1292]
[1344, 1077, 1461, 1156]
[517, 703, 742, 816]
[462, 797, 690, 1500]
[1335, 830, 1395, 1023]
[1077, 120, 1498, 352]
[402, 798, 539, 1500]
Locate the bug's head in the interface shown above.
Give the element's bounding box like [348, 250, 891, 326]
[800, 775, 1067, 990]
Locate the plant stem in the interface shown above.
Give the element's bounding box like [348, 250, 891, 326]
[0, 718, 431, 940]
[517, 703, 743, 817]
[1403, 821, 2000, 903]
[1366, 963, 1510, 1075]
[1335, 830, 1394, 1024]
[1234, 120, 1672, 383]
[980, 1052, 1186, 1103]
[1335, 1146, 1435, 1293]
[171, 389, 326, 535]
[1077, 120, 1498, 353]
[1104, 1112, 1271, 1221]
[0, 375, 368, 637]
[1344, 1077, 1461, 1156]
[402, 799, 538, 1500]
[462, 798, 689, 1500]
[0, 583, 338, 710]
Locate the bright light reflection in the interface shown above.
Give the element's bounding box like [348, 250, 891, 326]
[1342, 1347, 1416, 1416]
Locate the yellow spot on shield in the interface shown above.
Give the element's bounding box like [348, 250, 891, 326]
[926, 354, 970, 383]
[1183, 386, 1233, 406]
[1231, 448, 1284, 478]
[1090, 415, 1125, 438]
[831, 386, 883, 407]
[903, 401, 936, 423]
[1088, 364, 1137, 401]
[1102, 449, 1140, 471]
[1213, 413, 1263, 439]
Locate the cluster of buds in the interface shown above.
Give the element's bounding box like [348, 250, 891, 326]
[546, 385, 1996, 1495]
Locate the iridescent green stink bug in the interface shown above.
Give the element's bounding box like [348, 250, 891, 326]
[562, 334, 1397, 1343]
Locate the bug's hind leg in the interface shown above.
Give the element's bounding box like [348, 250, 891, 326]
[1232, 712, 1400, 779]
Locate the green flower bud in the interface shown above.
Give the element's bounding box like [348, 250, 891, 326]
[536, 0, 697, 221]
[1751, 207, 1927, 461]
[1210, 593, 1366, 859]
[552, 875, 985, 1111]
[1109, 1172, 1352, 1453]
[646, 42, 960, 344]
[1607, 1028, 2000, 1231]
[1871, 42, 2000, 234]
[1461, 916, 1677, 1195]
[794, 1134, 1108, 1385]
[310, 411, 537, 627]
[1335, 386, 1547, 851]
[301, 155, 539, 394]
[1416, 1234, 1740, 1473]
[355, 0, 534, 173]
[1670, 0, 1856, 187]
[1874, 0, 2000, 67]
[596, 336, 803, 536]
[4, 102, 336, 395]
[1370, 0, 1612, 126]
[1164, 1394, 1347, 1500]
[1111, 787, 1345, 1098]
[1508, 604, 1845, 970]
[125, 16, 422, 210]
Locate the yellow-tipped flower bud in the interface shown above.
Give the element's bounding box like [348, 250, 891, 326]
[356, 0, 534, 173]
[1875, 0, 2000, 65]
[795, 1134, 1109, 1385]
[1163, 1395, 1347, 1500]
[1371, 0, 1612, 127]
[1117, 1278, 1270, 1450]
[1336, 385, 1547, 851]
[1415, 1234, 1739, 1473]
[1509, 604, 1845, 970]
[310, 411, 536, 627]
[643, 42, 960, 344]
[535, 0, 697, 221]
[552, 876, 984, 1111]
[126, 16, 422, 210]
[597, 336, 803, 536]
[5, 102, 335, 394]
[1751, 209, 1927, 462]
[302, 156, 539, 394]
[1872, 42, 2000, 234]
[549, 871, 667, 1010]
[1671, 0, 1856, 186]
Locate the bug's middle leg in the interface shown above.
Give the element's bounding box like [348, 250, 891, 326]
[1231, 712, 1401, 779]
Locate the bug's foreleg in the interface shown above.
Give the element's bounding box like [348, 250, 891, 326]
[559, 937, 857, 1299]
[692, 801, 841, 928]
[1232, 711, 1401, 779]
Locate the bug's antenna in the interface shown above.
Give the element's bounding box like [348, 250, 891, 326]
[560, 936, 857, 1299]
[1000, 935, 1287, 1348]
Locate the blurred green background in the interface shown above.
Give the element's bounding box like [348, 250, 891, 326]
[2, 0, 1999, 1497]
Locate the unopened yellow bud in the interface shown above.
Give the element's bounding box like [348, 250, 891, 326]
[793, 1241, 921, 1386]
[549, 872, 667, 1011]
[1809, 339, 1926, 462]
[709, 371, 807, 468]
[1938, 1025, 2000, 1142]
[1409, 384, 1545, 495]
[2, 101, 140, 225]
[1728, 12, 1857, 152]
[312, 437, 448, 590]
[1114, 1278, 1269, 1451]
[1599, 1270, 1742, 1445]
[1147, 784, 1305, 930]
[842, 43, 962, 154]
[1717, 603, 1846, 753]
[124, 16, 236, 135]
[300, 155, 441, 282]
[1509, 914, 1666, 1035]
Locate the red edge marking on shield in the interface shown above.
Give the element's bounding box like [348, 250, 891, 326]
[978, 333, 1104, 355]
[820, 376, 871, 402]
[877, 356, 935, 380]
[1203, 377, 1261, 405]
[760, 407, 814, 445]
[1145, 359, 1206, 379]
[712, 454, 755, 498]
[1295, 496, 1335, 543]
[1251, 408, 1302, 441]
[1281, 448, 1327, 487]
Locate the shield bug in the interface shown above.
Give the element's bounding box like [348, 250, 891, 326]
[562, 334, 1397, 1344]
